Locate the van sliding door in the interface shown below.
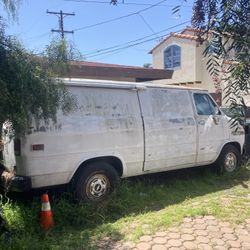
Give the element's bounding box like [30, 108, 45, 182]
[138, 88, 197, 171]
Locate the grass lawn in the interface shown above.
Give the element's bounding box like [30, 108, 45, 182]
[0, 164, 249, 249]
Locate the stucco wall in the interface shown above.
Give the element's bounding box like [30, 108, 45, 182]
[151, 36, 216, 94]
[152, 37, 198, 84]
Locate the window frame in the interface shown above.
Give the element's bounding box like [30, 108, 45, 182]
[164, 44, 181, 70]
[193, 93, 220, 116]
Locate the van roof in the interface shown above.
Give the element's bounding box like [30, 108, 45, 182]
[62, 78, 207, 92]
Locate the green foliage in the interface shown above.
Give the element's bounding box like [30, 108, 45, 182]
[0, 0, 20, 19]
[192, 0, 250, 123]
[43, 38, 83, 77]
[0, 23, 76, 137]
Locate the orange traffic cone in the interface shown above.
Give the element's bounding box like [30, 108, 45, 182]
[40, 193, 54, 231]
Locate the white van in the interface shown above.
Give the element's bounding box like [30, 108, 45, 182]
[1, 79, 245, 203]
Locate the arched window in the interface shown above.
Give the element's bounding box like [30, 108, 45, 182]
[164, 45, 181, 69]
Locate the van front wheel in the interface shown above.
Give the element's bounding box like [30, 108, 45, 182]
[75, 162, 119, 204]
[217, 145, 240, 174]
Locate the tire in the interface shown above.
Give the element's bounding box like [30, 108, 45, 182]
[216, 145, 241, 174]
[74, 162, 119, 204]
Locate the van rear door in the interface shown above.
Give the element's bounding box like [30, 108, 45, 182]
[138, 87, 197, 171]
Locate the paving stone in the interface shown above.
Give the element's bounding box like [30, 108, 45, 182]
[196, 236, 210, 244]
[139, 235, 152, 242]
[222, 233, 236, 241]
[226, 240, 241, 248]
[155, 231, 167, 237]
[183, 217, 193, 223]
[167, 239, 182, 247]
[118, 245, 132, 250]
[168, 247, 185, 250]
[245, 219, 250, 224]
[213, 246, 228, 250]
[208, 231, 223, 239]
[168, 232, 180, 239]
[151, 244, 167, 250]
[198, 243, 213, 250]
[193, 218, 206, 224]
[136, 242, 151, 250]
[207, 225, 220, 232]
[210, 238, 225, 246]
[218, 222, 231, 227]
[181, 223, 193, 228]
[242, 241, 250, 249]
[194, 229, 208, 236]
[237, 225, 245, 229]
[234, 228, 249, 235]
[183, 241, 198, 249]
[167, 227, 179, 232]
[110, 216, 250, 250]
[239, 235, 250, 243]
[193, 223, 207, 230]
[153, 237, 167, 244]
[181, 233, 195, 241]
[220, 227, 234, 234]
[206, 219, 218, 226]
[179, 227, 193, 234]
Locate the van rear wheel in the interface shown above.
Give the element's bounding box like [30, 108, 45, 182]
[217, 145, 240, 174]
[75, 162, 119, 204]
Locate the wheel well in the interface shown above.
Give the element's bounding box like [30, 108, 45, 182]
[72, 156, 123, 181]
[224, 142, 241, 154]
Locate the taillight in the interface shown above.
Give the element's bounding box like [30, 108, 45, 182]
[14, 139, 21, 156]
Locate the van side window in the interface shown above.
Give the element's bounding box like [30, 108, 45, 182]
[194, 93, 217, 115]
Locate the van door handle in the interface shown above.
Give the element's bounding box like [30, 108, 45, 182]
[198, 120, 205, 125]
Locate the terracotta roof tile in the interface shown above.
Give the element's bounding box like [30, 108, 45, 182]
[149, 27, 200, 54]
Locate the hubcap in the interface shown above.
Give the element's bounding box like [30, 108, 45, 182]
[224, 152, 237, 172]
[86, 174, 110, 200]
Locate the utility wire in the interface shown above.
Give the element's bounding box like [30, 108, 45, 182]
[73, 0, 168, 31]
[137, 13, 158, 38]
[84, 21, 189, 59]
[26, 32, 51, 41]
[83, 20, 189, 57]
[65, 0, 192, 7]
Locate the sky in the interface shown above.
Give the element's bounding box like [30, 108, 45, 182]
[0, 0, 194, 67]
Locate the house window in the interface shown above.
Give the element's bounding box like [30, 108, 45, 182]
[164, 45, 181, 69]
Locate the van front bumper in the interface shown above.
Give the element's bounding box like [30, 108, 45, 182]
[0, 170, 31, 192]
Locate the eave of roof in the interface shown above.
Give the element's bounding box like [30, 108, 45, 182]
[149, 32, 199, 54]
[69, 61, 173, 81]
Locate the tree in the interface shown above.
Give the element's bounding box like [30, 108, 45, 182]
[1, 0, 20, 18]
[143, 63, 152, 68]
[0, 1, 76, 138]
[192, 0, 250, 124]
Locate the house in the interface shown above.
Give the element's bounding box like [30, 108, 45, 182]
[69, 61, 173, 82]
[149, 27, 222, 105]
